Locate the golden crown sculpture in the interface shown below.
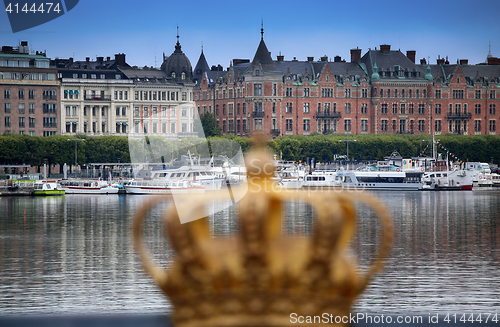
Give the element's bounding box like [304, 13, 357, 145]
[133, 134, 393, 327]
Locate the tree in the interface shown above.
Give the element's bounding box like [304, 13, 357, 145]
[195, 112, 222, 137]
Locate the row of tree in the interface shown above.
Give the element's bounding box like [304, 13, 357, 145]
[269, 133, 500, 164]
[0, 133, 498, 167]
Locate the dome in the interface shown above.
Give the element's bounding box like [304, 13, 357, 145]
[163, 34, 193, 84]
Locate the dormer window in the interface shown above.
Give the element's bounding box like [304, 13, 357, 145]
[255, 69, 260, 76]
[171, 72, 176, 78]
[182, 72, 186, 80]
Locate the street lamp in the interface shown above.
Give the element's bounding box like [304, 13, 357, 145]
[339, 134, 357, 162]
[67, 138, 85, 177]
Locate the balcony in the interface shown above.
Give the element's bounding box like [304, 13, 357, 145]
[314, 111, 342, 119]
[270, 129, 280, 137]
[252, 111, 265, 118]
[446, 112, 472, 120]
[84, 95, 111, 101]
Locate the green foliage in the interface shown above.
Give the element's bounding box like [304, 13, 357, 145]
[0, 134, 498, 166]
[196, 112, 222, 137]
[270, 134, 500, 164]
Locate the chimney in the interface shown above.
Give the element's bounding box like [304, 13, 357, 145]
[277, 54, 284, 61]
[406, 50, 416, 63]
[307, 56, 314, 62]
[292, 57, 298, 62]
[420, 58, 427, 65]
[114, 53, 126, 66]
[380, 44, 391, 53]
[437, 57, 445, 65]
[320, 55, 328, 62]
[97, 56, 104, 63]
[334, 56, 342, 63]
[86, 57, 90, 62]
[487, 57, 500, 65]
[459, 59, 468, 65]
[106, 56, 111, 61]
[350, 48, 362, 63]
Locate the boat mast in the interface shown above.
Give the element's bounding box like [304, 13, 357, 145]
[432, 133, 436, 160]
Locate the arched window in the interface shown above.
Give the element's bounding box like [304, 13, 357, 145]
[181, 72, 186, 80]
[171, 72, 176, 78]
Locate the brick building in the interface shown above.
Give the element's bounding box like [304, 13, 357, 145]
[193, 31, 500, 138]
[0, 41, 59, 136]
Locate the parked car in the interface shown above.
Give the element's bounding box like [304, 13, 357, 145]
[491, 166, 500, 174]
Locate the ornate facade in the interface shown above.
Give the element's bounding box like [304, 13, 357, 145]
[56, 33, 196, 138]
[194, 33, 500, 138]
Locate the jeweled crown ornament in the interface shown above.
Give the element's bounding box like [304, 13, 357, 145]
[133, 133, 393, 326]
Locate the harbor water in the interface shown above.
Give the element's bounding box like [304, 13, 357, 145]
[0, 189, 499, 315]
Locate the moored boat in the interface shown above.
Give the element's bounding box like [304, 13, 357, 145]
[302, 170, 342, 188]
[422, 170, 473, 191]
[124, 179, 205, 194]
[33, 180, 65, 196]
[59, 179, 119, 194]
[490, 173, 500, 187]
[337, 170, 423, 191]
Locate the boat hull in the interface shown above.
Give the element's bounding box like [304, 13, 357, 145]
[33, 190, 65, 196]
[124, 186, 205, 195]
[62, 186, 119, 194]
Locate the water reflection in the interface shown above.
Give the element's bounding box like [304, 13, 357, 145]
[0, 190, 499, 314]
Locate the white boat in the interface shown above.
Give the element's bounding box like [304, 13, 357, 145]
[467, 162, 493, 187]
[33, 180, 65, 196]
[124, 179, 205, 194]
[275, 162, 306, 189]
[302, 170, 341, 188]
[59, 179, 119, 194]
[422, 170, 473, 191]
[146, 166, 225, 191]
[491, 173, 500, 187]
[337, 170, 423, 191]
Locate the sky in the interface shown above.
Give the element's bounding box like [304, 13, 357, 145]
[1, 0, 499, 70]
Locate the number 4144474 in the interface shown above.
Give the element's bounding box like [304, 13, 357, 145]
[443, 313, 498, 324]
[5, 3, 61, 14]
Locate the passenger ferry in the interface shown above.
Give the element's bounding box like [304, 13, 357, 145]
[337, 170, 423, 191]
[59, 179, 119, 194]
